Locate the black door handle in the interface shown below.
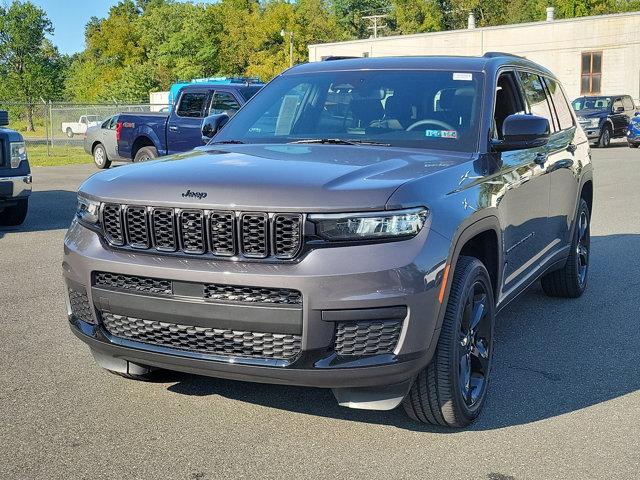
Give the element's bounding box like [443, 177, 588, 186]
[567, 143, 577, 153]
[534, 152, 547, 166]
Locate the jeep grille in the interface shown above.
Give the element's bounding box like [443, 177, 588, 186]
[99, 203, 303, 260]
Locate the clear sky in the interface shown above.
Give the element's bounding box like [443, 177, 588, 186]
[29, 0, 118, 55]
[28, 0, 215, 56]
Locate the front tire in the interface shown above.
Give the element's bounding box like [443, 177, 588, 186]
[93, 143, 111, 169]
[402, 256, 495, 427]
[598, 126, 611, 148]
[134, 146, 158, 162]
[0, 198, 28, 226]
[541, 199, 590, 298]
[629, 142, 639, 149]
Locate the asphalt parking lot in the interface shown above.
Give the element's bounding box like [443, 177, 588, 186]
[1, 142, 638, 480]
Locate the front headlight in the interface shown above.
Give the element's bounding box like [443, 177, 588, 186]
[309, 208, 428, 242]
[589, 118, 600, 128]
[76, 194, 101, 225]
[10, 141, 27, 168]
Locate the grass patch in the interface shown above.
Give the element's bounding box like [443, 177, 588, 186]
[27, 144, 92, 167]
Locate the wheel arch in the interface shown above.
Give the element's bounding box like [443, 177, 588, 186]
[131, 135, 156, 159]
[91, 141, 103, 154]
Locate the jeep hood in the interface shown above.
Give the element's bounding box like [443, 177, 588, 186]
[80, 144, 471, 212]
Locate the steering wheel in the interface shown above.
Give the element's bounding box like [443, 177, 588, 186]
[406, 119, 455, 132]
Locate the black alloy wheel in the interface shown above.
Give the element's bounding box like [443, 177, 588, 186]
[458, 282, 492, 409]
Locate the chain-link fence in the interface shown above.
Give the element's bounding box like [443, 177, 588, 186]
[0, 101, 166, 166]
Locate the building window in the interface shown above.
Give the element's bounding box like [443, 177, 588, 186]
[581, 52, 602, 94]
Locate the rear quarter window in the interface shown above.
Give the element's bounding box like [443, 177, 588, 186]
[545, 78, 575, 130]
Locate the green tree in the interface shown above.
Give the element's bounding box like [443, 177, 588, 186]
[332, 0, 390, 38]
[0, 0, 65, 130]
[391, 0, 444, 34]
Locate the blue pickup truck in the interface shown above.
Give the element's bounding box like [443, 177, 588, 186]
[0, 110, 31, 226]
[116, 81, 263, 164]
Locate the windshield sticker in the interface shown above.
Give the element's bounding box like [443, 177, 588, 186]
[453, 72, 473, 81]
[425, 129, 458, 139]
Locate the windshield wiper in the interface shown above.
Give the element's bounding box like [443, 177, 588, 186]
[210, 140, 245, 144]
[288, 138, 391, 146]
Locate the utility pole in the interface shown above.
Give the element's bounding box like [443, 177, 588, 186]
[40, 97, 50, 156]
[281, 29, 294, 68]
[362, 14, 388, 38]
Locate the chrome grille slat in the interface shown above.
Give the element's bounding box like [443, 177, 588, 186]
[125, 206, 150, 249]
[151, 208, 177, 251]
[101, 205, 302, 261]
[274, 214, 303, 259]
[209, 211, 236, 256]
[179, 209, 206, 254]
[102, 203, 124, 245]
[241, 213, 268, 258]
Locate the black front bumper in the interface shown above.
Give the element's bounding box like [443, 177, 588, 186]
[70, 316, 427, 389]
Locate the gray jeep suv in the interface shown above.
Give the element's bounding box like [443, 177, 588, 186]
[64, 54, 593, 427]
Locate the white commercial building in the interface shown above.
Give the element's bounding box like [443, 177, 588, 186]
[308, 10, 640, 102]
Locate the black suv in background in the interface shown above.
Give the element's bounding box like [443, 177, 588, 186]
[0, 110, 31, 226]
[64, 54, 593, 428]
[572, 94, 636, 147]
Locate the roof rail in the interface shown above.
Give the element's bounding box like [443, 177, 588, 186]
[321, 56, 359, 61]
[483, 52, 525, 59]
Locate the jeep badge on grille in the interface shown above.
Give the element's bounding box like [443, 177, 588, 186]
[182, 189, 207, 199]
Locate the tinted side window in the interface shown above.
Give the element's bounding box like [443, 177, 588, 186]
[517, 71, 557, 132]
[177, 92, 207, 118]
[544, 78, 574, 130]
[209, 92, 241, 116]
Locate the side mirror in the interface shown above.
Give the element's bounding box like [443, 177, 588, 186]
[201, 113, 230, 142]
[492, 114, 550, 151]
[614, 106, 625, 113]
[0, 110, 8, 127]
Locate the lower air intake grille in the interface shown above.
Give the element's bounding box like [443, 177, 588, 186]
[68, 286, 93, 323]
[204, 284, 302, 305]
[335, 320, 402, 356]
[94, 272, 172, 295]
[101, 313, 301, 360]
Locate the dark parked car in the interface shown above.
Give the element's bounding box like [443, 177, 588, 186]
[0, 110, 31, 226]
[626, 112, 640, 148]
[572, 94, 636, 147]
[84, 115, 126, 169]
[115, 82, 264, 163]
[64, 54, 593, 427]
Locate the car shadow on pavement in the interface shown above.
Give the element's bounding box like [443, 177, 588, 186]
[163, 233, 640, 431]
[0, 189, 77, 239]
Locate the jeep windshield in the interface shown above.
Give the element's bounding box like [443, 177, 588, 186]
[213, 70, 484, 152]
[572, 96, 612, 111]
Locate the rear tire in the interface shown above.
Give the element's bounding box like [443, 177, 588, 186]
[66, 128, 74, 138]
[629, 143, 639, 149]
[134, 146, 158, 162]
[541, 199, 590, 298]
[598, 126, 611, 148]
[0, 198, 28, 226]
[92, 143, 111, 169]
[402, 256, 495, 428]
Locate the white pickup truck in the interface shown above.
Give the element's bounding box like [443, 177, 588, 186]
[61, 115, 102, 138]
